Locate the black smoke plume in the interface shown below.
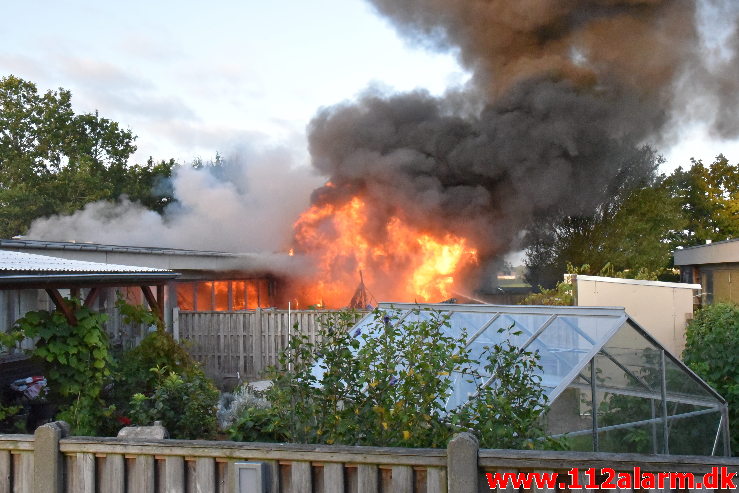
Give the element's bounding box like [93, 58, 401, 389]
[297, 0, 739, 295]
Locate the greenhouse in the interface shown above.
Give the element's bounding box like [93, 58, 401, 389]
[348, 303, 731, 456]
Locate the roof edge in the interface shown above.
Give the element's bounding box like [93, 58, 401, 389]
[573, 275, 701, 290]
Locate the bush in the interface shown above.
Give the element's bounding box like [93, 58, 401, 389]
[110, 327, 198, 406]
[8, 298, 221, 439]
[217, 384, 269, 431]
[682, 303, 739, 451]
[129, 367, 219, 439]
[11, 303, 115, 435]
[229, 309, 555, 449]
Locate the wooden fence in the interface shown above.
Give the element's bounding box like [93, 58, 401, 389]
[2, 422, 738, 493]
[175, 309, 366, 382]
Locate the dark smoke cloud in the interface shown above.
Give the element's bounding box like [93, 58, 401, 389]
[307, 81, 657, 261]
[298, 0, 739, 294]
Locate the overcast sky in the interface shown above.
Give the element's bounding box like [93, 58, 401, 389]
[2, 0, 738, 172]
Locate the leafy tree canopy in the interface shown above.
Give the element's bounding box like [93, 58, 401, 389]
[0, 75, 175, 237]
[525, 153, 739, 288]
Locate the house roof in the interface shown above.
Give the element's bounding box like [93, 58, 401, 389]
[1, 238, 237, 257]
[0, 238, 290, 276]
[0, 250, 178, 288]
[0, 249, 168, 273]
[674, 238, 739, 266]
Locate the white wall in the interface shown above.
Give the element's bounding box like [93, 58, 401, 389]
[572, 275, 700, 358]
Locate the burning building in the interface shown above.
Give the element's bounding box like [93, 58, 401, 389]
[0, 239, 287, 318]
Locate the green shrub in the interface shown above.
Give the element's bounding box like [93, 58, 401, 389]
[129, 367, 219, 439]
[13, 304, 112, 399]
[229, 309, 555, 449]
[682, 302, 739, 451]
[110, 327, 197, 403]
[11, 302, 115, 435]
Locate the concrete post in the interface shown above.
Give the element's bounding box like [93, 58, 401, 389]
[33, 421, 69, 493]
[447, 432, 479, 493]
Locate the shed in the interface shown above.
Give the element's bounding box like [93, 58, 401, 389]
[0, 249, 178, 336]
[0, 239, 285, 312]
[349, 303, 730, 456]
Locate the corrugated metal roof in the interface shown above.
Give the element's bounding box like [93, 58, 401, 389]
[0, 250, 171, 273]
[2, 238, 238, 257]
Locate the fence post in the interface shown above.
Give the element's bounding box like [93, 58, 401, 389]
[173, 306, 180, 341]
[254, 308, 263, 377]
[34, 421, 69, 493]
[447, 432, 478, 493]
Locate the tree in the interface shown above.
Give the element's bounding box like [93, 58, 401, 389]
[0, 75, 175, 236]
[524, 153, 739, 289]
[523, 147, 676, 288]
[667, 155, 739, 245]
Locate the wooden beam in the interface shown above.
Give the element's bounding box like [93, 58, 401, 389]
[140, 286, 163, 324]
[70, 287, 80, 300]
[156, 285, 165, 317]
[45, 289, 77, 325]
[83, 288, 100, 309]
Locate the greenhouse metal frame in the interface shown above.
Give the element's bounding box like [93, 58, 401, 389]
[350, 303, 730, 456]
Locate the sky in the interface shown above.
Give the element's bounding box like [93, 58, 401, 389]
[3, 1, 739, 175]
[0, 0, 467, 168]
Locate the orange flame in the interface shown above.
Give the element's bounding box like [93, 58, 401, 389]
[293, 196, 477, 307]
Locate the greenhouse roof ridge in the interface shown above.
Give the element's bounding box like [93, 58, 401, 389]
[376, 302, 627, 318]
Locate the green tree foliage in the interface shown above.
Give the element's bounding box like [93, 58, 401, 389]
[525, 153, 739, 288]
[667, 155, 739, 245]
[229, 310, 557, 449]
[0, 75, 175, 237]
[682, 303, 739, 451]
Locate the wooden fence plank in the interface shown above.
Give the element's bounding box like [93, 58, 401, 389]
[77, 452, 95, 493]
[291, 461, 312, 493]
[176, 310, 367, 377]
[0, 450, 9, 493]
[392, 465, 413, 493]
[165, 456, 185, 493]
[238, 314, 245, 378]
[103, 454, 124, 493]
[324, 463, 344, 493]
[15, 452, 33, 493]
[426, 467, 447, 493]
[195, 457, 215, 493]
[254, 309, 263, 377]
[136, 455, 155, 493]
[357, 464, 378, 493]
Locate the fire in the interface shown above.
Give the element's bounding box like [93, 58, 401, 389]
[293, 196, 477, 307]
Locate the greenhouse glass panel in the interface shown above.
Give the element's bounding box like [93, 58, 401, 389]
[448, 311, 499, 340]
[664, 355, 717, 404]
[598, 323, 663, 391]
[530, 316, 622, 394]
[465, 313, 531, 364]
[598, 422, 661, 454]
[667, 409, 723, 456]
[546, 385, 593, 435]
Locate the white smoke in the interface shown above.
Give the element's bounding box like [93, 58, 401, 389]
[27, 146, 324, 253]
